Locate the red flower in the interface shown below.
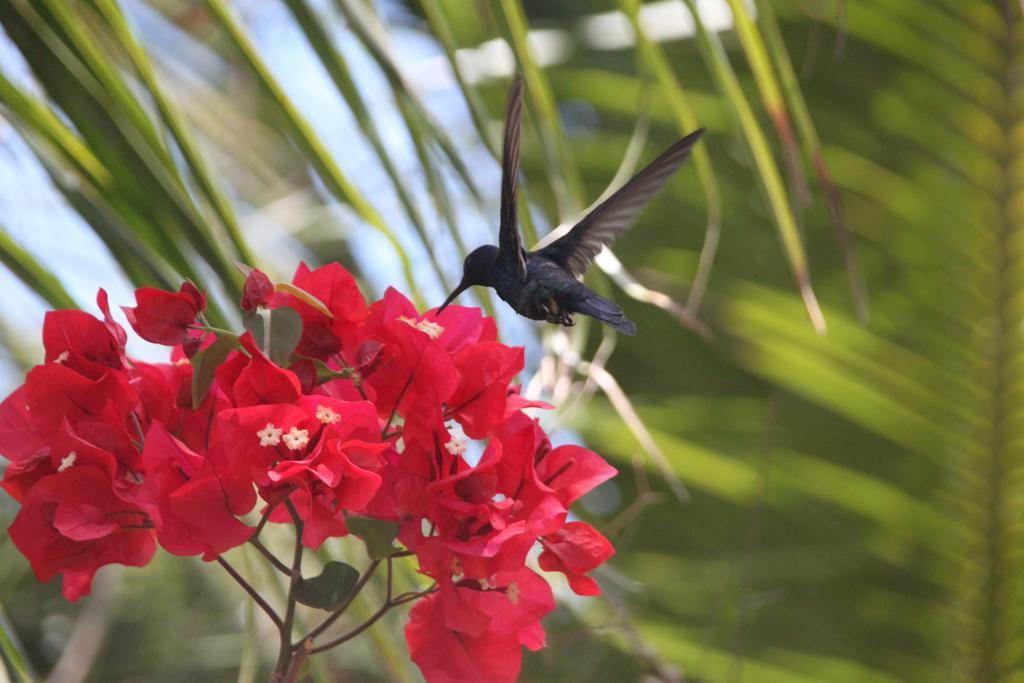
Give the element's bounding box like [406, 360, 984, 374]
[240, 266, 275, 311]
[538, 521, 614, 596]
[534, 444, 617, 507]
[139, 422, 252, 558]
[275, 262, 367, 358]
[96, 289, 128, 357]
[362, 316, 457, 424]
[42, 309, 125, 376]
[419, 436, 566, 580]
[264, 398, 388, 548]
[0, 386, 47, 469]
[0, 269, 619, 677]
[24, 362, 136, 433]
[228, 333, 302, 406]
[123, 282, 205, 345]
[458, 567, 554, 640]
[417, 540, 555, 638]
[406, 594, 525, 683]
[448, 342, 524, 439]
[210, 403, 317, 508]
[427, 304, 498, 353]
[8, 462, 155, 601]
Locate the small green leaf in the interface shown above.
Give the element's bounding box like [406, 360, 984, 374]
[243, 306, 303, 367]
[242, 309, 269, 349]
[293, 561, 360, 611]
[191, 334, 239, 409]
[0, 599, 33, 682]
[307, 357, 351, 383]
[347, 516, 400, 560]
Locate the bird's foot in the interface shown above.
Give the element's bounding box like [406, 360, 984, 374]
[540, 298, 575, 327]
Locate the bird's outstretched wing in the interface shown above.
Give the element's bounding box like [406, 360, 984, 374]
[536, 128, 705, 277]
[498, 75, 528, 279]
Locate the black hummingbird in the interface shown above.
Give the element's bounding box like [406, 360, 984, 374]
[437, 75, 705, 335]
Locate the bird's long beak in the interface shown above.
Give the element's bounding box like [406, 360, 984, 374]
[435, 279, 470, 315]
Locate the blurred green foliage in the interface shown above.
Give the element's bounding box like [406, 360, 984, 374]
[0, 0, 1015, 682]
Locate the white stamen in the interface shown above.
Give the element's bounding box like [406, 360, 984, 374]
[57, 451, 77, 472]
[257, 423, 283, 447]
[55, 351, 69, 364]
[445, 435, 468, 456]
[450, 556, 465, 582]
[282, 427, 310, 451]
[479, 577, 492, 590]
[315, 405, 341, 424]
[415, 320, 444, 339]
[506, 582, 520, 604]
[398, 315, 445, 339]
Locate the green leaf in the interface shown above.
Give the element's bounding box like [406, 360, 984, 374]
[293, 561, 360, 611]
[191, 334, 239, 409]
[346, 516, 400, 560]
[305, 357, 350, 384]
[243, 306, 303, 367]
[205, 0, 422, 306]
[0, 222, 77, 310]
[0, 600, 33, 682]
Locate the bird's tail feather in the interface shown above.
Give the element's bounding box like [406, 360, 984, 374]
[569, 291, 637, 335]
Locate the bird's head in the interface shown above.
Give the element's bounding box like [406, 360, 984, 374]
[436, 245, 499, 314]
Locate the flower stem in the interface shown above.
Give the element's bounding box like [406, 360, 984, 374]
[248, 538, 291, 575]
[308, 573, 439, 655]
[283, 638, 312, 683]
[332, 353, 369, 401]
[188, 323, 237, 336]
[215, 556, 282, 629]
[273, 500, 305, 679]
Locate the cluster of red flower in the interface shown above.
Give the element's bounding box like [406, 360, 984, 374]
[0, 262, 615, 681]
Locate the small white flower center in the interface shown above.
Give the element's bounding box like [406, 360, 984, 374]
[416, 320, 444, 339]
[398, 316, 445, 339]
[492, 493, 507, 503]
[57, 451, 77, 472]
[257, 423, 283, 447]
[479, 577, 492, 590]
[55, 351, 70, 364]
[506, 582, 519, 604]
[445, 435, 468, 456]
[315, 405, 341, 424]
[282, 427, 310, 451]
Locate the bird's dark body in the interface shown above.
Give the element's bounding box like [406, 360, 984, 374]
[494, 254, 636, 334]
[436, 75, 704, 336]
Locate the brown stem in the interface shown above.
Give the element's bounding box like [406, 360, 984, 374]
[390, 585, 437, 605]
[272, 500, 305, 678]
[253, 498, 283, 538]
[308, 581, 438, 655]
[283, 638, 313, 683]
[249, 538, 291, 575]
[215, 556, 282, 629]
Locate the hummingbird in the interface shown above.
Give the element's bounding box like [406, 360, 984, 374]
[437, 75, 705, 335]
